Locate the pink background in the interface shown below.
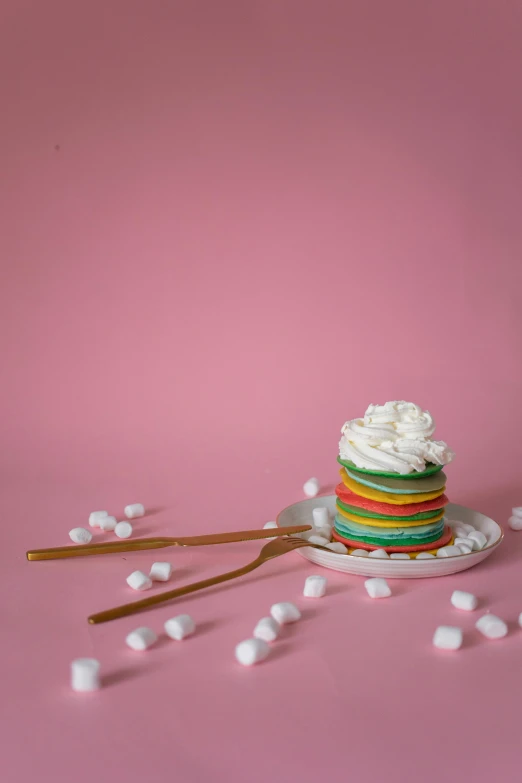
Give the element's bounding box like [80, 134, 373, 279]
[2, 1, 522, 781]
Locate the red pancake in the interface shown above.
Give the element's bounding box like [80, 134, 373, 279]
[335, 483, 449, 516]
[332, 525, 453, 553]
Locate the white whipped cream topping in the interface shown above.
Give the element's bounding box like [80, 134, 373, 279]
[339, 401, 454, 474]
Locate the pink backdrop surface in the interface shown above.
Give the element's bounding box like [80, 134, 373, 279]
[2, 1, 522, 781]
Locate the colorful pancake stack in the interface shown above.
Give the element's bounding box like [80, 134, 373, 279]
[334, 401, 455, 558]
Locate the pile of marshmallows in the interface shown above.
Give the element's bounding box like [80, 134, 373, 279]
[71, 573, 327, 690]
[69, 503, 145, 544]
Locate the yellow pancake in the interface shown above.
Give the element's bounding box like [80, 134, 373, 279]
[336, 506, 445, 528]
[340, 469, 446, 505]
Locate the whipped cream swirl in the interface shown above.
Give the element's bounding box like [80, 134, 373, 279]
[339, 401, 454, 474]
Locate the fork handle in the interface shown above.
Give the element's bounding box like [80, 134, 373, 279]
[88, 558, 263, 624]
[26, 537, 174, 561]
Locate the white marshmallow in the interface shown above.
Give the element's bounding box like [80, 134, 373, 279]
[114, 521, 133, 539]
[457, 544, 472, 555]
[350, 548, 369, 557]
[436, 546, 462, 558]
[303, 478, 320, 498]
[149, 562, 172, 582]
[326, 542, 348, 554]
[467, 531, 487, 550]
[312, 507, 330, 527]
[270, 602, 301, 624]
[126, 627, 157, 651]
[303, 575, 327, 598]
[89, 511, 108, 528]
[454, 537, 473, 548]
[451, 590, 478, 611]
[308, 535, 330, 547]
[263, 521, 278, 530]
[315, 525, 333, 541]
[368, 549, 389, 559]
[365, 577, 391, 599]
[508, 516, 522, 531]
[476, 614, 508, 639]
[433, 626, 463, 650]
[124, 503, 145, 519]
[461, 523, 476, 534]
[164, 614, 195, 640]
[454, 526, 469, 539]
[390, 553, 410, 560]
[71, 658, 101, 692]
[253, 617, 280, 643]
[518, 612, 522, 628]
[69, 527, 92, 544]
[511, 506, 522, 518]
[235, 638, 270, 666]
[415, 552, 435, 559]
[99, 515, 117, 532]
[126, 571, 152, 591]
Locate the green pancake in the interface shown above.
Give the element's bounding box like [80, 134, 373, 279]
[337, 456, 443, 479]
[336, 498, 445, 522]
[334, 515, 444, 547]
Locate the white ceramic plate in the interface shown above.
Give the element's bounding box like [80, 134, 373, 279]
[276, 497, 503, 578]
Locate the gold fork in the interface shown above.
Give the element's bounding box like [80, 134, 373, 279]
[88, 536, 326, 625]
[26, 525, 311, 561]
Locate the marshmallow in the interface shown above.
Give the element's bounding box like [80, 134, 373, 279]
[326, 542, 348, 554]
[303, 478, 320, 498]
[235, 638, 270, 666]
[149, 562, 172, 582]
[365, 577, 391, 599]
[303, 575, 327, 598]
[454, 537, 474, 554]
[467, 531, 487, 550]
[415, 552, 435, 559]
[518, 612, 522, 628]
[454, 526, 469, 539]
[253, 617, 280, 643]
[312, 507, 330, 527]
[390, 553, 410, 560]
[164, 614, 195, 640]
[270, 602, 301, 624]
[126, 627, 157, 651]
[263, 521, 278, 530]
[99, 515, 117, 532]
[89, 511, 108, 528]
[69, 527, 92, 544]
[454, 537, 473, 548]
[315, 525, 333, 541]
[71, 658, 101, 692]
[308, 535, 330, 547]
[124, 503, 145, 519]
[461, 523, 476, 534]
[476, 614, 508, 639]
[126, 571, 152, 591]
[508, 516, 522, 531]
[368, 549, 389, 559]
[114, 521, 133, 539]
[456, 544, 472, 555]
[451, 590, 478, 611]
[350, 549, 369, 557]
[436, 546, 461, 558]
[511, 506, 522, 518]
[433, 626, 463, 650]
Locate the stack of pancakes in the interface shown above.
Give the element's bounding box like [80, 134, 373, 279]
[334, 458, 452, 556]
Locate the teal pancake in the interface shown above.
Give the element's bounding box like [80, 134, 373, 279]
[345, 468, 447, 495]
[337, 457, 443, 479]
[334, 514, 444, 547]
[336, 498, 445, 521]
